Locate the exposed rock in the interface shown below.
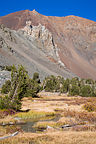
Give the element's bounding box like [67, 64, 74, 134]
[0, 70, 11, 88]
[47, 125, 53, 129]
[0, 37, 4, 48]
[0, 131, 19, 140]
[61, 124, 77, 129]
[20, 21, 67, 68]
[21, 21, 58, 58]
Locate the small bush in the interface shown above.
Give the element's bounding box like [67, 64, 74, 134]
[43, 75, 60, 92]
[83, 102, 96, 112]
[80, 85, 94, 97]
[60, 79, 70, 93]
[1, 80, 11, 94]
[62, 109, 96, 123]
[0, 109, 16, 118]
[70, 77, 79, 85]
[25, 79, 41, 97]
[0, 95, 21, 111]
[5, 65, 13, 71]
[69, 84, 80, 96]
[33, 72, 40, 83]
[85, 79, 94, 84]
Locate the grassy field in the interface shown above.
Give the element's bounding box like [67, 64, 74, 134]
[0, 92, 96, 144]
[1, 131, 96, 144]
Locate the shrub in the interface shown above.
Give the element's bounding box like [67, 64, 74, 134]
[60, 79, 70, 93]
[70, 77, 79, 85]
[25, 79, 41, 97]
[69, 84, 80, 96]
[85, 79, 94, 84]
[80, 85, 94, 97]
[0, 95, 21, 110]
[5, 65, 13, 71]
[0, 109, 15, 118]
[33, 72, 40, 83]
[1, 80, 11, 94]
[43, 75, 60, 92]
[83, 102, 96, 112]
[79, 79, 86, 86]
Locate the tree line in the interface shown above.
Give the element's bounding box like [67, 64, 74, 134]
[0, 65, 96, 110]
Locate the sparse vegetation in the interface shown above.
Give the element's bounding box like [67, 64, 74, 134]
[62, 109, 96, 123]
[14, 110, 55, 120]
[83, 102, 96, 112]
[33, 121, 64, 130]
[0, 65, 13, 71]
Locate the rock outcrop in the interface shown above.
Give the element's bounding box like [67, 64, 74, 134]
[20, 21, 66, 68]
[21, 21, 57, 58]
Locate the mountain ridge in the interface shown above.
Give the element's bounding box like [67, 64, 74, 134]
[0, 10, 96, 79]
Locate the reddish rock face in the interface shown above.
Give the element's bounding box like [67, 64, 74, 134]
[0, 10, 96, 79]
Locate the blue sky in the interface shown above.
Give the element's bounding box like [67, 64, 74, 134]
[0, 0, 96, 21]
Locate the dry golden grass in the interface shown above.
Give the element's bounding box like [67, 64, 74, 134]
[1, 131, 96, 144]
[1, 92, 96, 144]
[67, 97, 89, 106]
[0, 126, 6, 136]
[0, 115, 15, 124]
[62, 109, 96, 124]
[83, 98, 96, 112]
[21, 92, 83, 112]
[58, 116, 77, 125]
[33, 120, 64, 130]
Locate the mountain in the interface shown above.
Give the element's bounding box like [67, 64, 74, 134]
[0, 10, 96, 80]
[0, 17, 74, 80]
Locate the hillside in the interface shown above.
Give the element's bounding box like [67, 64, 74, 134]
[0, 23, 74, 81]
[0, 10, 96, 79]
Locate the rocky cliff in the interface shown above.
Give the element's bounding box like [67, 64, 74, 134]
[20, 21, 57, 59]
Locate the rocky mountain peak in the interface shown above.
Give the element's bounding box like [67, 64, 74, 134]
[32, 9, 37, 13]
[32, 9, 39, 15]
